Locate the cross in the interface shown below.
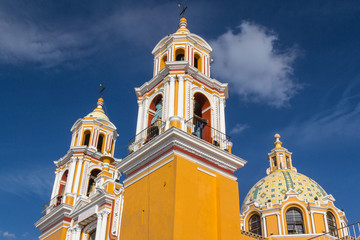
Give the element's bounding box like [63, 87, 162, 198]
[99, 84, 106, 98]
[178, 0, 188, 18]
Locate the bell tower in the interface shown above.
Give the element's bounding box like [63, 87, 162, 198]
[130, 17, 229, 153]
[118, 18, 246, 240]
[35, 98, 121, 240]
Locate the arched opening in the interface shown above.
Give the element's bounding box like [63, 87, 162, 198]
[147, 94, 163, 142]
[193, 93, 211, 143]
[82, 130, 91, 147]
[175, 48, 185, 61]
[160, 54, 167, 70]
[286, 156, 291, 169]
[249, 214, 262, 236]
[89, 230, 96, 240]
[57, 170, 68, 205]
[194, 53, 202, 71]
[272, 156, 277, 169]
[327, 211, 338, 237]
[97, 134, 105, 153]
[286, 207, 305, 234]
[87, 169, 101, 196]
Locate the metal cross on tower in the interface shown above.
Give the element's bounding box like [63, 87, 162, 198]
[178, 0, 188, 18]
[99, 83, 106, 98]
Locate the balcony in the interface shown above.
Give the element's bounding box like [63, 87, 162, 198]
[128, 120, 166, 153]
[185, 117, 231, 151]
[41, 195, 63, 216]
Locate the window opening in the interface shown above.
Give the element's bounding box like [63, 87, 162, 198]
[83, 131, 91, 147]
[87, 169, 101, 196]
[175, 48, 185, 61]
[327, 212, 338, 237]
[249, 214, 262, 236]
[97, 134, 104, 153]
[286, 207, 305, 234]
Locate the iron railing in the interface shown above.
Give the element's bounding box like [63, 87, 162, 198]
[128, 120, 165, 153]
[307, 221, 360, 240]
[185, 117, 231, 151]
[41, 195, 63, 216]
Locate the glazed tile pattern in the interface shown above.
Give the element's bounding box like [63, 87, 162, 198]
[241, 169, 327, 213]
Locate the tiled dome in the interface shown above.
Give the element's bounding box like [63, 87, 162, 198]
[241, 169, 328, 213]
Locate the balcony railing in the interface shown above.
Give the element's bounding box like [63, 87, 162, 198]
[41, 195, 63, 216]
[128, 120, 166, 153]
[308, 221, 360, 240]
[185, 117, 231, 151]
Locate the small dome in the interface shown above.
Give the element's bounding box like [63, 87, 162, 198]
[85, 98, 109, 121]
[241, 169, 328, 213]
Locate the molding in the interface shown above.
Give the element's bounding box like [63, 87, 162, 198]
[117, 127, 246, 175]
[197, 167, 216, 177]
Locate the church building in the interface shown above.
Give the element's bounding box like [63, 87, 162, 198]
[35, 17, 349, 240]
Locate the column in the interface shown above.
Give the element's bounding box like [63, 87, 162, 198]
[276, 213, 282, 235]
[262, 216, 268, 237]
[323, 213, 329, 233]
[168, 76, 175, 118]
[135, 100, 143, 135]
[177, 75, 184, 119]
[80, 160, 89, 196]
[50, 170, 60, 199]
[95, 212, 103, 240]
[64, 159, 76, 194]
[310, 211, 316, 234]
[73, 225, 82, 240]
[100, 211, 110, 240]
[219, 98, 226, 134]
[72, 158, 84, 195]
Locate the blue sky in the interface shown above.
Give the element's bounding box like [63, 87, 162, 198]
[1, 0, 359, 239]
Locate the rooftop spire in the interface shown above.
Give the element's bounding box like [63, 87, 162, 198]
[274, 133, 282, 148]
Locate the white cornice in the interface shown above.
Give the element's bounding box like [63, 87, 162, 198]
[135, 62, 228, 99]
[117, 127, 246, 175]
[35, 204, 72, 231]
[54, 146, 106, 167]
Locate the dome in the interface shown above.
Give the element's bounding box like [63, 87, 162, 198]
[241, 169, 328, 213]
[85, 98, 110, 121]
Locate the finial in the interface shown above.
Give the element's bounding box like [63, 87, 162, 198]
[97, 97, 104, 109]
[178, 0, 188, 18]
[274, 133, 282, 148]
[99, 83, 106, 98]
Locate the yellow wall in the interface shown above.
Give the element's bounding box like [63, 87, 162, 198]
[314, 213, 326, 234]
[41, 227, 67, 240]
[120, 157, 176, 240]
[266, 215, 279, 236]
[120, 153, 242, 240]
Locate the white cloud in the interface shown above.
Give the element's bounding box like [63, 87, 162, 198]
[229, 123, 249, 135]
[210, 21, 300, 108]
[0, 230, 16, 238]
[0, 168, 53, 197]
[0, 2, 177, 66]
[282, 80, 360, 143]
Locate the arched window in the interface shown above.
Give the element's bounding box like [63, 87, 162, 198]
[82, 130, 91, 147]
[286, 207, 305, 234]
[97, 134, 105, 153]
[193, 93, 211, 142]
[160, 54, 167, 70]
[272, 156, 277, 168]
[194, 53, 202, 71]
[249, 214, 262, 235]
[87, 169, 101, 196]
[147, 95, 163, 141]
[286, 156, 291, 169]
[327, 212, 338, 237]
[56, 170, 68, 205]
[175, 48, 185, 61]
